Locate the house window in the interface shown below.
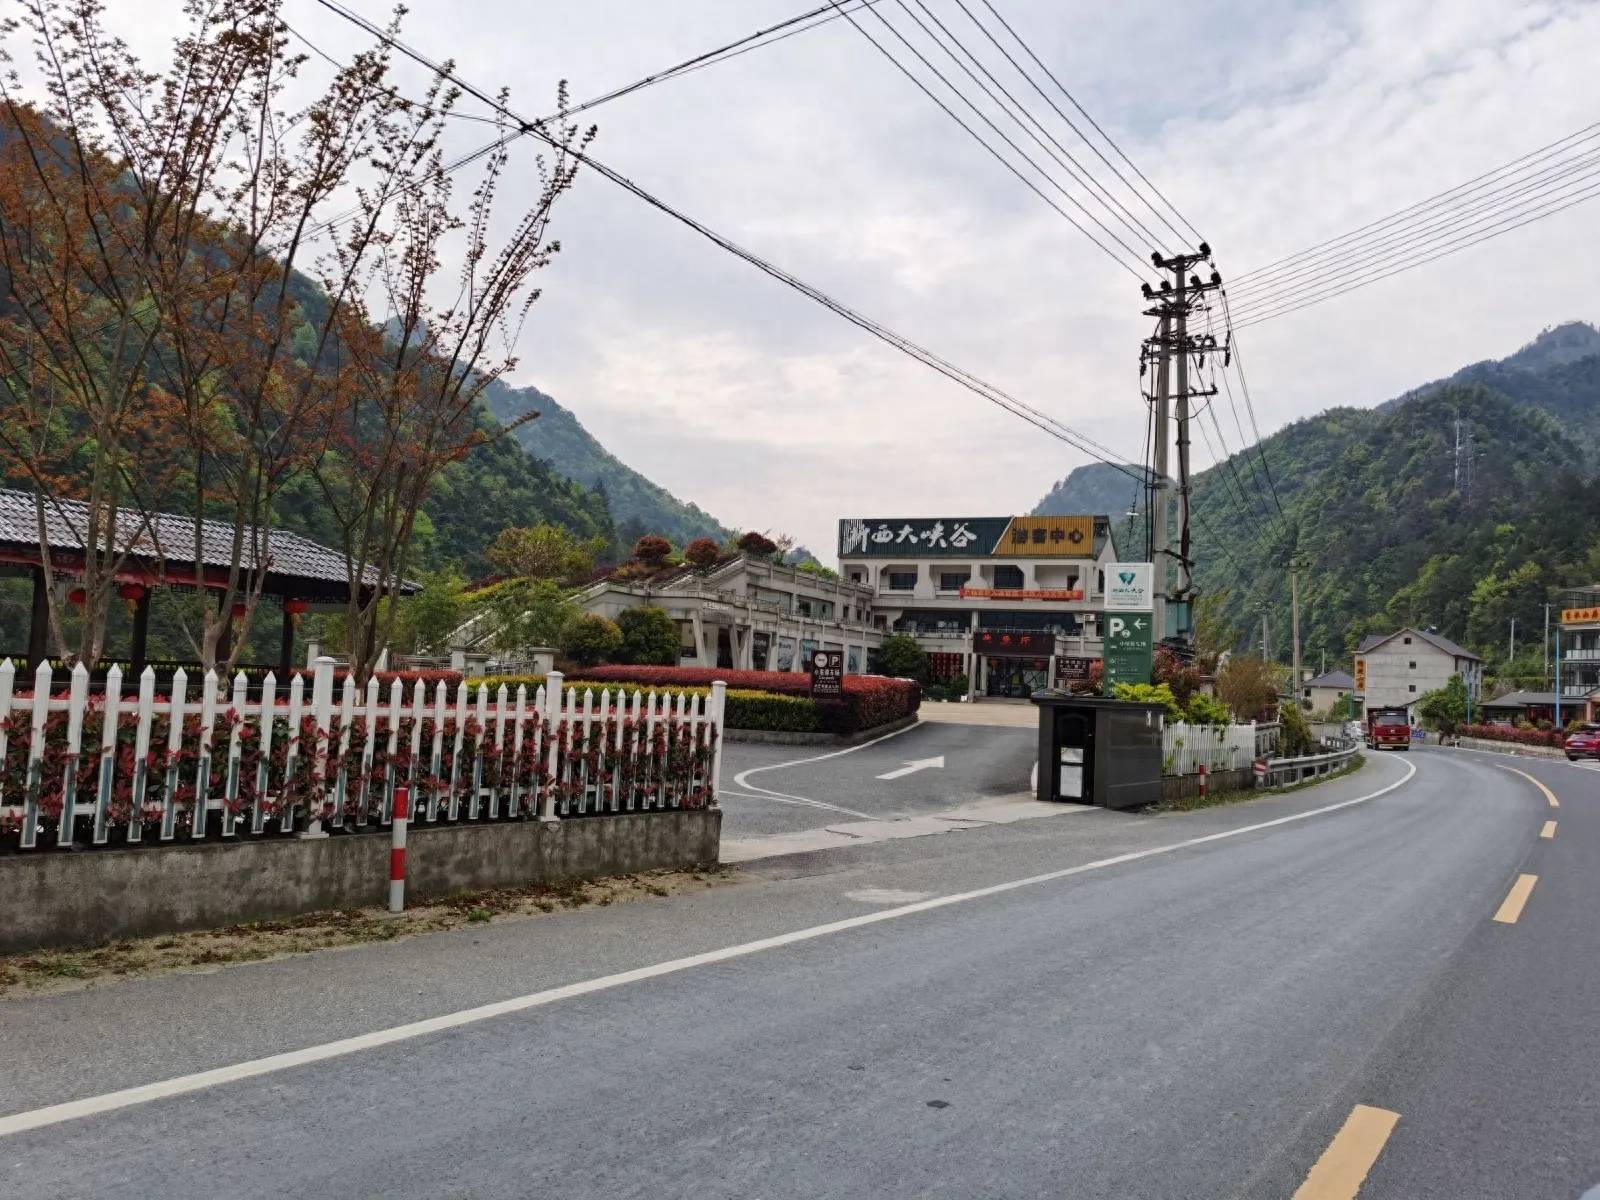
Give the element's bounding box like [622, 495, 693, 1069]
[1409, 661, 1416, 670]
[848, 570, 862, 583]
[885, 571, 917, 591]
[939, 571, 969, 591]
[797, 600, 812, 617]
[1403, 636, 1412, 644]
[1409, 684, 1416, 693]
[993, 565, 1025, 590]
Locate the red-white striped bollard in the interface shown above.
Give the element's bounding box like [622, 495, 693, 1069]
[1198, 763, 1207, 798]
[389, 784, 410, 914]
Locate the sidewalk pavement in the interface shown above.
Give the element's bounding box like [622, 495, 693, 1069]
[917, 700, 1038, 728]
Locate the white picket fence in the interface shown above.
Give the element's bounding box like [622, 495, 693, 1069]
[0, 656, 726, 852]
[1162, 721, 1259, 776]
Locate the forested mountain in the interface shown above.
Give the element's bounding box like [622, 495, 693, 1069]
[486, 382, 731, 548]
[1034, 461, 1148, 519]
[1190, 323, 1600, 674]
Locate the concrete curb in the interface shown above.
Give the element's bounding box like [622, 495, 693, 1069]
[722, 713, 921, 747]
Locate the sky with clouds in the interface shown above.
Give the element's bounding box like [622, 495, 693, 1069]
[94, 0, 1600, 558]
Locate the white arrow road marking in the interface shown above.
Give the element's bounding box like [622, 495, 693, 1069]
[876, 755, 945, 781]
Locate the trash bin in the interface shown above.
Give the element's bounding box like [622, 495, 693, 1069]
[1031, 692, 1166, 810]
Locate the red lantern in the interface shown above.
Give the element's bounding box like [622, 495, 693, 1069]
[283, 597, 310, 627]
[67, 586, 86, 607]
[118, 581, 146, 616]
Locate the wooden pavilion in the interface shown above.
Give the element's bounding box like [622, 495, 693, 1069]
[0, 487, 414, 677]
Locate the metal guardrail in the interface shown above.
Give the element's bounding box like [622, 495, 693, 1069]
[1256, 738, 1359, 788]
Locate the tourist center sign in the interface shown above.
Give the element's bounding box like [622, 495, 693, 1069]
[1102, 562, 1154, 694]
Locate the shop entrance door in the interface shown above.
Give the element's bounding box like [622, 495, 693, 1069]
[985, 656, 1048, 699]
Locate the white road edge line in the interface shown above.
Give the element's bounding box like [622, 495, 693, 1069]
[0, 755, 1417, 1140]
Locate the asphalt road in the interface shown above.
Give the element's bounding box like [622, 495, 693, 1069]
[720, 718, 1035, 837]
[2, 746, 1596, 1198]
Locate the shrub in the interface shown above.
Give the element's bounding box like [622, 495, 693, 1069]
[683, 537, 721, 570]
[736, 530, 778, 558]
[632, 535, 673, 567]
[558, 613, 622, 666]
[568, 665, 921, 734]
[1279, 702, 1315, 756]
[466, 675, 822, 734]
[1457, 723, 1565, 748]
[1112, 681, 1183, 722]
[1184, 692, 1232, 727]
[616, 606, 680, 666]
[877, 633, 927, 681]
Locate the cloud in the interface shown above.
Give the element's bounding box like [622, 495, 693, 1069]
[83, 0, 1600, 560]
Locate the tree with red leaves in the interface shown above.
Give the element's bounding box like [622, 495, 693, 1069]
[684, 537, 720, 571]
[633, 535, 674, 567]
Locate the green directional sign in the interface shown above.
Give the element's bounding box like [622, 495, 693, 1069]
[1103, 611, 1154, 694]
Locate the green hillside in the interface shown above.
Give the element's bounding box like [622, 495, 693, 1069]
[1190, 324, 1600, 675]
[486, 381, 732, 548]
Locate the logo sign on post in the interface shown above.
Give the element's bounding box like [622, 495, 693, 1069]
[1103, 562, 1154, 612]
[809, 649, 844, 699]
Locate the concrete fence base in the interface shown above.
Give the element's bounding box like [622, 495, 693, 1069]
[0, 809, 721, 955]
[1161, 768, 1252, 802]
[1450, 735, 1571, 761]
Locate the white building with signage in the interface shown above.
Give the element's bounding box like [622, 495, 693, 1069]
[838, 514, 1119, 698]
[1354, 627, 1483, 717]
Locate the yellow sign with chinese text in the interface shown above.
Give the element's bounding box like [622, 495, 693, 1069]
[995, 515, 1095, 557]
[1561, 606, 1600, 625]
[1354, 658, 1367, 691]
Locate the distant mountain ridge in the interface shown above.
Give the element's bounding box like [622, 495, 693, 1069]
[485, 381, 732, 548]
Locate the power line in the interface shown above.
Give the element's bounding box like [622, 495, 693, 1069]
[897, 0, 1171, 254]
[1215, 291, 1286, 519]
[306, 0, 1148, 484]
[1228, 138, 1600, 308]
[1230, 179, 1600, 330]
[1227, 148, 1600, 320]
[827, 0, 1152, 278]
[975, 0, 1203, 246]
[1229, 118, 1600, 288]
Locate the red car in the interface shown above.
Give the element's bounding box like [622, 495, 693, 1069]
[1566, 723, 1600, 761]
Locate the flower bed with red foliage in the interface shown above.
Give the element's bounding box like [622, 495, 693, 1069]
[1458, 723, 1566, 748]
[575, 666, 920, 734]
[290, 667, 463, 688]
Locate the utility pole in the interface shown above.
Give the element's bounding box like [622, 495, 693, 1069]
[1543, 603, 1552, 690]
[1139, 245, 1220, 650]
[1261, 613, 1270, 662]
[1291, 566, 1302, 700]
[1508, 617, 1516, 666]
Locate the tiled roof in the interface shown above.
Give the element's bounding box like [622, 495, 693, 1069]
[0, 488, 408, 592]
[1481, 690, 1559, 707]
[1356, 628, 1482, 661]
[1305, 670, 1354, 689]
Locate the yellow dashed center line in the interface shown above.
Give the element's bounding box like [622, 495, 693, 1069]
[1293, 1104, 1402, 1200]
[1540, 820, 1556, 840]
[1495, 763, 1559, 807]
[1492, 874, 1538, 924]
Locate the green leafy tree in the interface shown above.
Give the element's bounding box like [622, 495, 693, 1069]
[616, 606, 680, 665]
[475, 579, 578, 654]
[392, 568, 469, 654]
[1417, 673, 1469, 734]
[795, 561, 840, 580]
[1217, 655, 1279, 722]
[1279, 701, 1315, 756]
[485, 523, 604, 581]
[877, 633, 927, 680]
[558, 612, 623, 666]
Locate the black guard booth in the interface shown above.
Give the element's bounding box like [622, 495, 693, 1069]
[1031, 693, 1165, 810]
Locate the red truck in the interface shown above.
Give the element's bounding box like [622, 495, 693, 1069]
[1367, 707, 1412, 751]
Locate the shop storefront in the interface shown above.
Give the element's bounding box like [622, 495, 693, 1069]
[977, 629, 1053, 698]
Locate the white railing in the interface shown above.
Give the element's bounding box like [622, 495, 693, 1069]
[1163, 721, 1258, 776]
[0, 657, 725, 852]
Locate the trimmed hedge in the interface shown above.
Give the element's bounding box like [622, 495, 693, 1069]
[466, 669, 918, 736]
[1458, 723, 1566, 748]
